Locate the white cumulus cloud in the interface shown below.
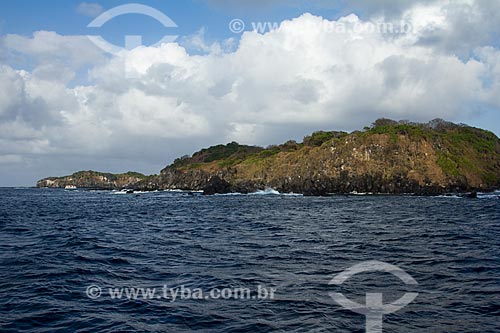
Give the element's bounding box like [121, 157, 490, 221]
[76, 2, 103, 17]
[0, 0, 500, 185]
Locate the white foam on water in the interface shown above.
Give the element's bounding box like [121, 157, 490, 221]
[282, 192, 303, 196]
[249, 188, 281, 195]
[436, 194, 462, 199]
[165, 189, 203, 193]
[214, 188, 283, 196]
[478, 190, 500, 199]
[215, 192, 243, 196]
[349, 191, 374, 196]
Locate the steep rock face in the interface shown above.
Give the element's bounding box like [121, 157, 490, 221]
[37, 171, 148, 189]
[157, 120, 500, 195]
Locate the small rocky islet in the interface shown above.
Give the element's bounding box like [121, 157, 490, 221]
[37, 119, 500, 196]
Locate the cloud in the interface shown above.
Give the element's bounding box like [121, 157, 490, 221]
[76, 2, 103, 17]
[339, 0, 440, 17]
[1, 0, 500, 185]
[407, 0, 500, 57]
[2, 31, 106, 70]
[201, 0, 438, 16]
[201, 0, 300, 12]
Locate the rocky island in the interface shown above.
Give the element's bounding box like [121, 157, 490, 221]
[37, 119, 500, 196]
[36, 171, 149, 190]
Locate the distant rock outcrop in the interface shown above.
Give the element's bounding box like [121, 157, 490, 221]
[37, 119, 500, 195]
[36, 171, 149, 190]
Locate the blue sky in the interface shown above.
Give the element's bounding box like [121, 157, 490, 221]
[0, 1, 342, 44]
[1, 0, 500, 186]
[0, 0, 351, 83]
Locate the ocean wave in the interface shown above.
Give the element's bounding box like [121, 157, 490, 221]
[214, 192, 244, 196]
[435, 191, 500, 199]
[349, 191, 374, 196]
[478, 190, 500, 199]
[282, 192, 304, 196]
[215, 188, 303, 196]
[249, 188, 281, 195]
[436, 194, 463, 199]
[165, 189, 203, 193]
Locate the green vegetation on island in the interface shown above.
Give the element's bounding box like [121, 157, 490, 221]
[38, 119, 500, 195]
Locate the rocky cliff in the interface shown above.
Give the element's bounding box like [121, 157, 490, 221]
[36, 171, 149, 190]
[38, 119, 500, 195]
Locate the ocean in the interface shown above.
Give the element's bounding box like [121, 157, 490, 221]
[0, 188, 499, 332]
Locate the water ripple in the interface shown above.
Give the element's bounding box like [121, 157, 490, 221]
[0, 188, 499, 332]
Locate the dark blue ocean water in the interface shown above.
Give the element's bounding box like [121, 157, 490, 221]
[0, 188, 499, 332]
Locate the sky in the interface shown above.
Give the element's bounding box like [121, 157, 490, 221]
[1, 0, 500, 186]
